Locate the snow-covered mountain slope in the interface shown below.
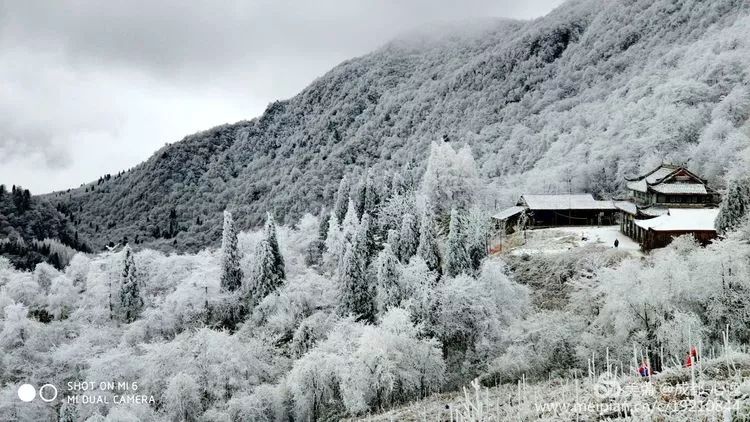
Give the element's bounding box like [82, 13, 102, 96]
[46, 0, 750, 251]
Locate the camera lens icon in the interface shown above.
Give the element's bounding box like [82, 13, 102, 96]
[39, 384, 58, 402]
[17, 384, 36, 402]
[17, 383, 57, 403]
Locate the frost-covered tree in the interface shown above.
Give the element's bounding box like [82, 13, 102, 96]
[359, 213, 377, 266]
[220, 210, 243, 292]
[0, 303, 32, 349]
[430, 261, 528, 387]
[306, 208, 329, 267]
[341, 199, 360, 246]
[355, 168, 379, 220]
[715, 176, 750, 234]
[47, 275, 76, 320]
[465, 208, 490, 271]
[707, 272, 750, 344]
[444, 208, 471, 277]
[420, 142, 479, 217]
[288, 313, 443, 418]
[228, 384, 288, 422]
[291, 312, 335, 358]
[397, 213, 419, 264]
[323, 210, 344, 271]
[336, 200, 361, 274]
[246, 213, 287, 308]
[317, 208, 330, 242]
[263, 212, 286, 281]
[333, 175, 350, 224]
[355, 169, 369, 219]
[391, 171, 407, 197]
[342, 309, 445, 411]
[386, 229, 400, 253]
[399, 256, 437, 324]
[376, 244, 402, 314]
[33, 262, 59, 294]
[118, 246, 143, 323]
[249, 239, 284, 307]
[287, 347, 344, 421]
[164, 372, 201, 422]
[65, 253, 91, 291]
[377, 192, 417, 235]
[417, 208, 441, 273]
[338, 217, 376, 322]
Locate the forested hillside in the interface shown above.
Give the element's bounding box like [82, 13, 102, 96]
[42, 0, 750, 252]
[3, 141, 750, 420]
[0, 185, 88, 270]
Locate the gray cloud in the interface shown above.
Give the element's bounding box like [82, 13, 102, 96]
[0, 0, 563, 193]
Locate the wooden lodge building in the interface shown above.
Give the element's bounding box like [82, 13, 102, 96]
[615, 163, 721, 249]
[491, 163, 722, 251]
[492, 193, 617, 232]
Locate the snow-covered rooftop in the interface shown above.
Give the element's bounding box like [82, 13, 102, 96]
[520, 194, 616, 210]
[651, 183, 708, 195]
[615, 201, 637, 215]
[626, 180, 647, 193]
[626, 164, 710, 195]
[615, 201, 669, 216]
[640, 206, 669, 217]
[634, 208, 719, 232]
[492, 206, 525, 221]
[644, 166, 676, 184]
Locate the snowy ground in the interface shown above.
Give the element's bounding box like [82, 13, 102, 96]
[500, 225, 642, 256]
[353, 352, 750, 421]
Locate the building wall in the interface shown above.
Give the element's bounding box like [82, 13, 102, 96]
[641, 230, 717, 250]
[530, 209, 616, 227]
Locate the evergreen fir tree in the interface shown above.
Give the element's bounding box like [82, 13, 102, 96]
[375, 244, 402, 314]
[168, 207, 178, 237]
[715, 177, 750, 234]
[333, 175, 350, 224]
[355, 168, 369, 219]
[398, 213, 419, 263]
[341, 199, 360, 240]
[364, 170, 380, 218]
[355, 168, 380, 219]
[306, 207, 329, 266]
[338, 217, 376, 322]
[249, 238, 283, 306]
[358, 213, 377, 266]
[248, 213, 287, 306]
[119, 246, 143, 323]
[417, 207, 441, 273]
[324, 210, 344, 271]
[337, 199, 360, 272]
[264, 212, 286, 280]
[444, 208, 471, 277]
[465, 209, 489, 271]
[317, 207, 330, 242]
[220, 210, 243, 292]
[387, 229, 400, 252]
[391, 171, 406, 197]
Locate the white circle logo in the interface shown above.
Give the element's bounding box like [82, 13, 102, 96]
[17, 384, 36, 402]
[593, 373, 622, 399]
[39, 384, 58, 402]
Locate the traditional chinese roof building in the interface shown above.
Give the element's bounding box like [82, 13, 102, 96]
[492, 193, 617, 231]
[617, 163, 720, 249]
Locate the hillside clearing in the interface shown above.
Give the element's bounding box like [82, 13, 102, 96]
[505, 226, 641, 257]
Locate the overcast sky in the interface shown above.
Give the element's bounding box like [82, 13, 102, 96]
[0, 0, 563, 194]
